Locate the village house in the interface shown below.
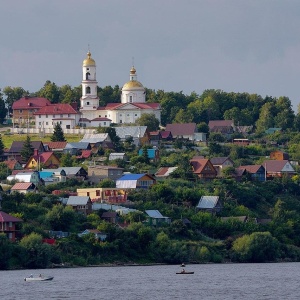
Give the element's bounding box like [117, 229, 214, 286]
[116, 173, 156, 189]
[114, 126, 150, 146]
[237, 165, 266, 182]
[44, 141, 68, 153]
[270, 150, 289, 160]
[44, 167, 88, 181]
[210, 157, 234, 177]
[101, 211, 118, 224]
[10, 182, 37, 194]
[144, 210, 171, 227]
[3, 158, 23, 171]
[165, 123, 197, 140]
[7, 170, 42, 185]
[24, 149, 60, 170]
[0, 210, 23, 242]
[264, 160, 296, 179]
[66, 196, 93, 215]
[138, 148, 160, 162]
[88, 165, 123, 184]
[155, 167, 178, 179]
[190, 157, 217, 180]
[77, 187, 129, 203]
[208, 120, 235, 138]
[78, 229, 107, 241]
[196, 196, 222, 213]
[109, 153, 128, 161]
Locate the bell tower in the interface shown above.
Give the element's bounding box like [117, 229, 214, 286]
[80, 51, 99, 111]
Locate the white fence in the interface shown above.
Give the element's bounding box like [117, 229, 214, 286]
[11, 128, 97, 135]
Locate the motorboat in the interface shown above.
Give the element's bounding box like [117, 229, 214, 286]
[176, 270, 194, 274]
[24, 275, 54, 281]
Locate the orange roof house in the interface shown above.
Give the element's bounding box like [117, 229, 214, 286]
[24, 149, 60, 169]
[190, 157, 217, 180]
[11, 182, 37, 194]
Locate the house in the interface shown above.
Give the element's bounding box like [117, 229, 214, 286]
[66, 196, 92, 215]
[3, 158, 23, 171]
[11, 182, 37, 194]
[138, 148, 160, 162]
[79, 117, 112, 128]
[196, 196, 222, 213]
[237, 165, 266, 182]
[12, 96, 51, 127]
[270, 150, 289, 160]
[101, 211, 118, 224]
[88, 165, 123, 184]
[63, 142, 91, 155]
[114, 126, 150, 146]
[149, 131, 161, 146]
[264, 160, 296, 179]
[24, 149, 60, 169]
[109, 153, 128, 161]
[34, 103, 81, 130]
[78, 229, 107, 241]
[0, 210, 23, 241]
[6, 141, 46, 161]
[77, 187, 129, 203]
[190, 157, 217, 180]
[144, 210, 171, 226]
[210, 157, 234, 177]
[116, 173, 156, 189]
[165, 123, 197, 140]
[80, 133, 111, 151]
[160, 131, 173, 141]
[44, 141, 68, 153]
[7, 170, 42, 185]
[44, 167, 88, 181]
[155, 167, 178, 179]
[39, 169, 67, 185]
[208, 120, 234, 138]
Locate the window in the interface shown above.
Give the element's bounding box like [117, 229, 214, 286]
[46, 122, 48, 125]
[19, 110, 23, 113]
[120, 120, 122, 123]
[86, 72, 90, 80]
[46, 115, 48, 118]
[87, 192, 90, 196]
[86, 86, 91, 94]
[104, 122, 106, 125]
[60, 114, 63, 118]
[105, 115, 107, 117]
[53, 115, 55, 118]
[96, 190, 100, 196]
[129, 96, 133, 102]
[39, 122, 41, 125]
[39, 115, 41, 118]
[68, 114, 70, 117]
[135, 114, 137, 116]
[87, 102, 90, 105]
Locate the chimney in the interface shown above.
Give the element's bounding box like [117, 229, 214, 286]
[34, 149, 39, 156]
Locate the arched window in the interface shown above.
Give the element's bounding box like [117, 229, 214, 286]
[86, 72, 90, 80]
[86, 86, 91, 94]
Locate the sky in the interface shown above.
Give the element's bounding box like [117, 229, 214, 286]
[1, 0, 300, 111]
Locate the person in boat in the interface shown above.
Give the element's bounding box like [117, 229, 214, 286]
[182, 269, 186, 273]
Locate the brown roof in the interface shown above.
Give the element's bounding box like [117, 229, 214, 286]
[208, 120, 234, 130]
[11, 182, 35, 190]
[237, 165, 264, 174]
[0, 211, 23, 222]
[190, 158, 210, 173]
[210, 157, 233, 165]
[165, 123, 196, 136]
[45, 142, 68, 150]
[263, 160, 295, 173]
[3, 158, 22, 170]
[12, 97, 51, 110]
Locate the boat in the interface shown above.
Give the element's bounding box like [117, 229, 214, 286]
[176, 271, 194, 274]
[24, 275, 54, 282]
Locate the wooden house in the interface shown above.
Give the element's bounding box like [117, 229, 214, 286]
[264, 160, 296, 179]
[0, 211, 23, 242]
[116, 173, 156, 189]
[101, 211, 118, 224]
[144, 210, 171, 227]
[165, 123, 197, 140]
[24, 149, 60, 169]
[210, 157, 234, 177]
[11, 182, 37, 194]
[237, 165, 266, 182]
[270, 150, 289, 161]
[190, 157, 217, 180]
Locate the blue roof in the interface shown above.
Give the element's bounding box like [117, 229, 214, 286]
[39, 171, 54, 179]
[118, 174, 145, 180]
[138, 149, 156, 158]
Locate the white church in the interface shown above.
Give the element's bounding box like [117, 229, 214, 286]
[79, 51, 161, 127]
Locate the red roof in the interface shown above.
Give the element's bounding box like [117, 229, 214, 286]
[237, 165, 264, 173]
[11, 182, 35, 190]
[4, 158, 22, 170]
[190, 158, 210, 173]
[34, 103, 78, 115]
[0, 211, 23, 222]
[45, 142, 68, 150]
[160, 131, 172, 139]
[76, 150, 92, 159]
[12, 97, 51, 110]
[208, 120, 234, 130]
[165, 123, 196, 136]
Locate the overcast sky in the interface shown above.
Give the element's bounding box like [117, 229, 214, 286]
[1, 0, 300, 111]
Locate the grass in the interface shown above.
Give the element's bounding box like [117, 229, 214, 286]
[1, 134, 83, 149]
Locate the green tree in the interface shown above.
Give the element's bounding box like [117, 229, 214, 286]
[232, 232, 279, 262]
[51, 123, 66, 142]
[3, 86, 27, 113]
[20, 135, 34, 162]
[38, 80, 60, 103]
[60, 153, 75, 167]
[0, 135, 4, 156]
[0, 95, 7, 121]
[135, 113, 160, 131]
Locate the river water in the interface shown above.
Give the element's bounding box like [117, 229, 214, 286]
[0, 263, 299, 300]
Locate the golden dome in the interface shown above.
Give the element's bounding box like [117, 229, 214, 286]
[83, 51, 95, 66]
[122, 80, 144, 89]
[130, 66, 136, 74]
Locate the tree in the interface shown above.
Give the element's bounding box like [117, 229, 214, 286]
[0, 95, 7, 121]
[3, 86, 27, 113]
[20, 135, 34, 162]
[0, 135, 4, 156]
[37, 80, 60, 103]
[135, 113, 160, 131]
[60, 153, 75, 167]
[51, 123, 66, 142]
